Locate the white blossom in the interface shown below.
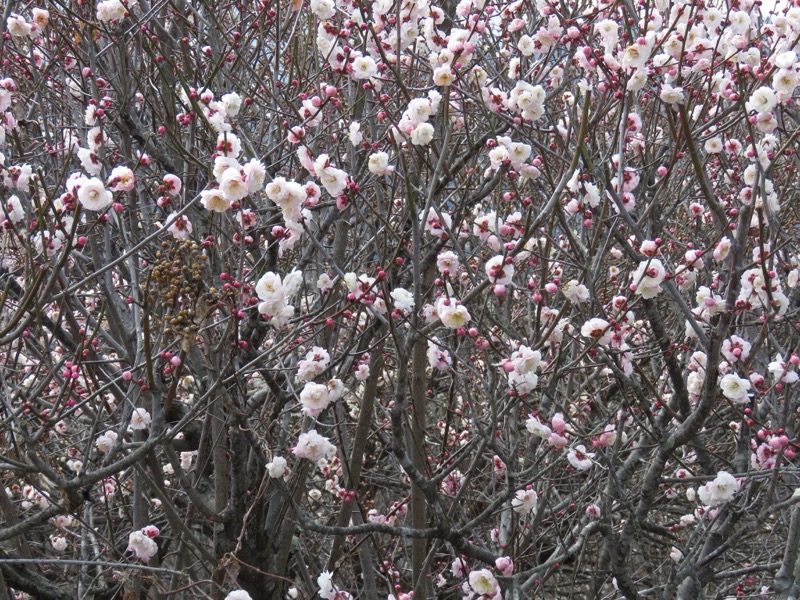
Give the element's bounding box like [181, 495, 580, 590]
[698, 471, 740, 506]
[436, 298, 471, 329]
[719, 373, 751, 404]
[293, 430, 335, 461]
[266, 456, 287, 478]
[390, 288, 414, 311]
[567, 445, 595, 470]
[512, 489, 538, 514]
[581, 318, 613, 345]
[468, 568, 500, 598]
[77, 178, 113, 211]
[129, 408, 152, 431]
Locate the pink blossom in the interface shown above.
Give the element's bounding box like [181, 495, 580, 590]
[163, 174, 182, 196]
[107, 166, 135, 192]
[586, 504, 602, 518]
[495, 556, 514, 575]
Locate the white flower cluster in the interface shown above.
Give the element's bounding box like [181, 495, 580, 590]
[94, 430, 118, 453]
[503, 345, 541, 394]
[738, 262, 790, 317]
[427, 337, 452, 371]
[512, 488, 538, 515]
[262, 176, 315, 255]
[390, 91, 442, 147]
[507, 80, 546, 122]
[201, 133, 266, 212]
[296, 347, 331, 383]
[255, 269, 303, 328]
[127, 526, 158, 562]
[96, 0, 137, 23]
[6, 9, 48, 38]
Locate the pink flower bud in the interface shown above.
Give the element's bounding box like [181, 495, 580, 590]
[495, 556, 514, 575]
[551, 412, 566, 433]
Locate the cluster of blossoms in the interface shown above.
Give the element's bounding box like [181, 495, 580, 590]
[264, 176, 317, 255]
[6, 8, 49, 38]
[127, 525, 159, 562]
[436, 297, 472, 330]
[512, 487, 538, 515]
[449, 557, 513, 600]
[0, 77, 32, 228]
[94, 430, 118, 453]
[526, 411, 599, 469]
[427, 337, 453, 371]
[389, 91, 442, 147]
[296, 346, 331, 383]
[201, 130, 265, 212]
[96, 0, 137, 22]
[486, 135, 541, 182]
[501, 344, 541, 394]
[255, 269, 303, 328]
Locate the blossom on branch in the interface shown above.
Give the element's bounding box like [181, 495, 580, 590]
[698, 471, 740, 506]
[293, 430, 335, 462]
